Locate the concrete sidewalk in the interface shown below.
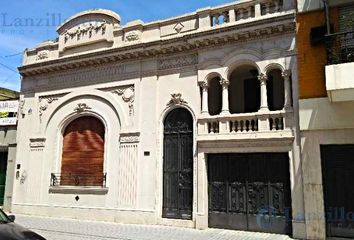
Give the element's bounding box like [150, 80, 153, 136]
[15, 214, 294, 240]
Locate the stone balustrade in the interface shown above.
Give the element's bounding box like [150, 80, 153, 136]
[198, 110, 293, 136]
[210, 0, 285, 27]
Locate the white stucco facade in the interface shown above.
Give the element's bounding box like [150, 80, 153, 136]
[13, 0, 307, 238]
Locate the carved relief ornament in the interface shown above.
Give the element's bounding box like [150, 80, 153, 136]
[112, 86, 135, 116]
[125, 31, 140, 42]
[158, 54, 198, 70]
[74, 103, 92, 113]
[64, 21, 107, 43]
[167, 93, 188, 107]
[120, 132, 140, 143]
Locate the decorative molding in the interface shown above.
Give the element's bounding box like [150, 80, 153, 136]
[219, 78, 230, 87]
[125, 31, 140, 42]
[29, 138, 46, 151]
[258, 73, 268, 82]
[174, 22, 184, 33]
[198, 81, 208, 89]
[38, 93, 67, 120]
[39, 97, 58, 117]
[20, 17, 295, 77]
[19, 100, 26, 116]
[22, 63, 128, 93]
[37, 50, 49, 61]
[120, 132, 140, 143]
[167, 93, 188, 107]
[74, 103, 92, 113]
[282, 69, 291, 78]
[64, 22, 107, 43]
[111, 85, 135, 116]
[158, 53, 198, 70]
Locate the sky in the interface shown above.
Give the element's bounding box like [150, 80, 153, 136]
[0, 0, 234, 91]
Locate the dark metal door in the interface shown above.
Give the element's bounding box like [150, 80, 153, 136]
[321, 145, 354, 238]
[0, 152, 8, 205]
[208, 153, 292, 235]
[163, 108, 193, 220]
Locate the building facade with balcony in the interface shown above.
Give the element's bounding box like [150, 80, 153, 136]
[297, 0, 354, 239]
[13, 0, 306, 238]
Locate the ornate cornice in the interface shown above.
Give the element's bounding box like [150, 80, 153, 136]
[19, 14, 295, 77]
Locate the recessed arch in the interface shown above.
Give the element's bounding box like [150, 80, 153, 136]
[208, 76, 222, 116]
[60, 115, 105, 186]
[45, 89, 126, 132]
[229, 64, 260, 114]
[267, 69, 285, 111]
[264, 62, 285, 75]
[162, 107, 193, 220]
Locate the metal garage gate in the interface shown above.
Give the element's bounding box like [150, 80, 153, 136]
[321, 145, 354, 238]
[208, 153, 292, 235]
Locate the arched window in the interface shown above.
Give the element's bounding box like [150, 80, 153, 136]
[267, 69, 285, 111]
[229, 65, 260, 113]
[61, 116, 105, 186]
[208, 77, 222, 116]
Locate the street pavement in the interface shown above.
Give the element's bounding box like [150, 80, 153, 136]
[15, 214, 294, 240]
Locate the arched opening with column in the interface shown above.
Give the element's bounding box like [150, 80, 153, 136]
[266, 69, 285, 111]
[208, 77, 222, 116]
[60, 116, 105, 186]
[229, 65, 260, 114]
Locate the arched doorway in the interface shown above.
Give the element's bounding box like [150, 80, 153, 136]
[163, 108, 193, 220]
[267, 69, 285, 111]
[61, 116, 105, 186]
[208, 77, 222, 116]
[229, 65, 260, 113]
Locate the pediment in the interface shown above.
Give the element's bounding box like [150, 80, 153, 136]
[57, 9, 120, 54]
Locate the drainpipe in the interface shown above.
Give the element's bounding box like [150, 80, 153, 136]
[323, 0, 331, 34]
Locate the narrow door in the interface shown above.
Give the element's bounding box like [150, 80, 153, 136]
[321, 145, 354, 238]
[0, 152, 8, 205]
[163, 108, 193, 220]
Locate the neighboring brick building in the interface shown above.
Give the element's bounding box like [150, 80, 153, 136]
[296, 0, 354, 239]
[0, 87, 19, 211]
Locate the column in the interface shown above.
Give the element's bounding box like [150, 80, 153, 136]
[255, 3, 261, 17]
[228, 9, 236, 23]
[258, 73, 269, 112]
[199, 81, 209, 115]
[219, 78, 230, 114]
[282, 70, 292, 110]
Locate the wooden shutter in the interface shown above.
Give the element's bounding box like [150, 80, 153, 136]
[61, 116, 105, 186]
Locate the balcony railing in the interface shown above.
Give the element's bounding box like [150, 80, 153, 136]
[50, 173, 107, 187]
[326, 31, 354, 65]
[210, 0, 286, 27]
[198, 110, 292, 136]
